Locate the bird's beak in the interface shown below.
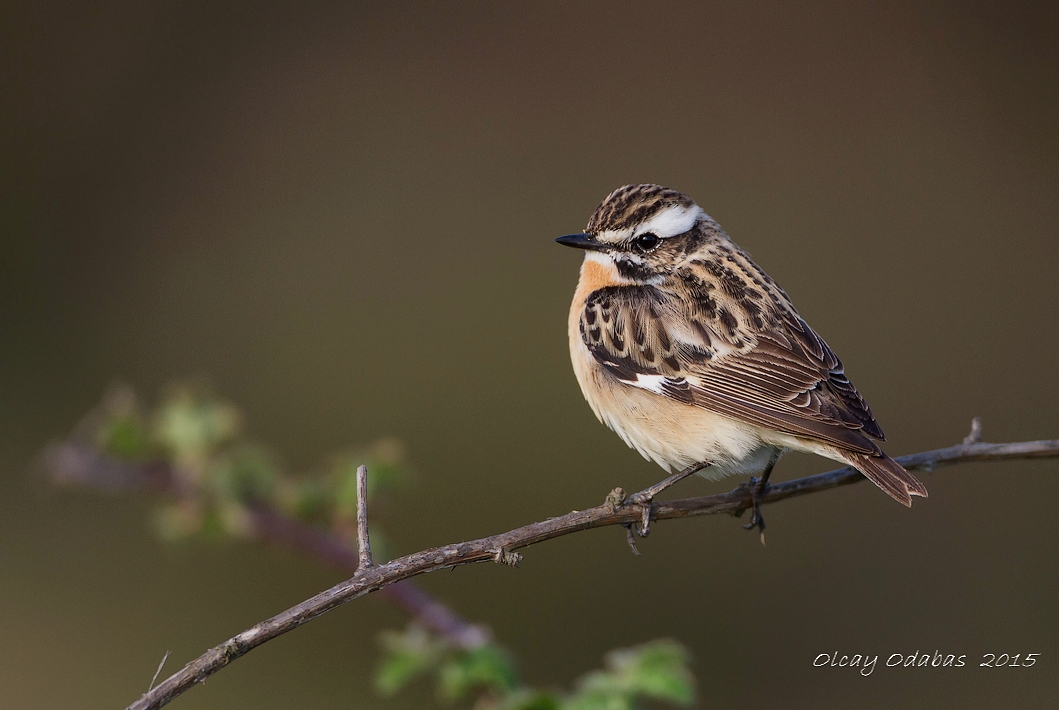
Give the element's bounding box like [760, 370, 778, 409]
[555, 233, 606, 251]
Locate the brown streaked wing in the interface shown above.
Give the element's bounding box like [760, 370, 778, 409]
[579, 285, 886, 456]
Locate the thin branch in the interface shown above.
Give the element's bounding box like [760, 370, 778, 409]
[147, 651, 171, 693]
[41, 443, 173, 493]
[126, 433, 1059, 710]
[242, 504, 490, 649]
[355, 465, 374, 569]
[40, 443, 491, 651]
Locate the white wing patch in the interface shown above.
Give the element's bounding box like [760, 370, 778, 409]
[631, 373, 672, 394]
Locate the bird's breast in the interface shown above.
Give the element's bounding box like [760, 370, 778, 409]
[566, 256, 779, 479]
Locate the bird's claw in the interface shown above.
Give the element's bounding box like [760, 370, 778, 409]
[624, 491, 654, 537]
[742, 476, 768, 546]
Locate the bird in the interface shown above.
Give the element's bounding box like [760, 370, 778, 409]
[555, 184, 927, 537]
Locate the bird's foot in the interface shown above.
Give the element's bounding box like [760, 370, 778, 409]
[741, 476, 769, 546]
[601, 488, 647, 553]
[624, 489, 655, 537]
[622, 463, 710, 538]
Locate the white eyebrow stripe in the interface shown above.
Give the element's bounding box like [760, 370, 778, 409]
[633, 205, 704, 238]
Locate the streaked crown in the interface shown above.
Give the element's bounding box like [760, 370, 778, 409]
[550, 184, 727, 284]
[587, 184, 705, 244]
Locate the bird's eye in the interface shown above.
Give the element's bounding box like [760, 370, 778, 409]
[632, 232, 660, 252]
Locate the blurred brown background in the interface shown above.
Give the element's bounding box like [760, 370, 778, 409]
[2, 1, 1058, 708]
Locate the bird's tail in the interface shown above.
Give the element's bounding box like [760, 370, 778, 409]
[845, 452, 928, 507]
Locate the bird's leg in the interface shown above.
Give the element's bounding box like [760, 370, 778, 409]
[625, 462, 710, 537]
[743, 451, 781, 544]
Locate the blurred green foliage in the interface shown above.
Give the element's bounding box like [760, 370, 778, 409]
[378, 624, 693, 710]
[152, 386, 242, 467]
[89, 384, 407, 546]
[79, 383, 695, 709]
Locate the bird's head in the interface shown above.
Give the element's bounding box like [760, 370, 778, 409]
[555, 184, 719, 283]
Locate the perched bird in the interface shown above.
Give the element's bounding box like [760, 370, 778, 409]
[556, 184, 926, 535]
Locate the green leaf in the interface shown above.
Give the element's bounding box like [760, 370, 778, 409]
[496, 688, 562, 710]
[376, 624, 447, 696]
[207, 444, 278, 502]
[561, 681, 633, 710]
[607, 640, 694, 704]
[377, 650, 433, 696]
[97, 411, 150, 459]
[565, 640, 694, 709]
[93, 386, 151, 459]
[285, 478, 330, 522]
[152, 386, 241, 463]
[437, 644, 518, 702]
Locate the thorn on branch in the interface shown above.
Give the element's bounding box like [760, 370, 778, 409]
[492, 548, 522, 567]
[963, 417, 983, 445]
[356, 465, 373, 570]
[147, 650, 171, 693]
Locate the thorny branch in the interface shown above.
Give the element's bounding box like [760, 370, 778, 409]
[41, 444, 491, 651]
[97, 422, 1059, 710]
